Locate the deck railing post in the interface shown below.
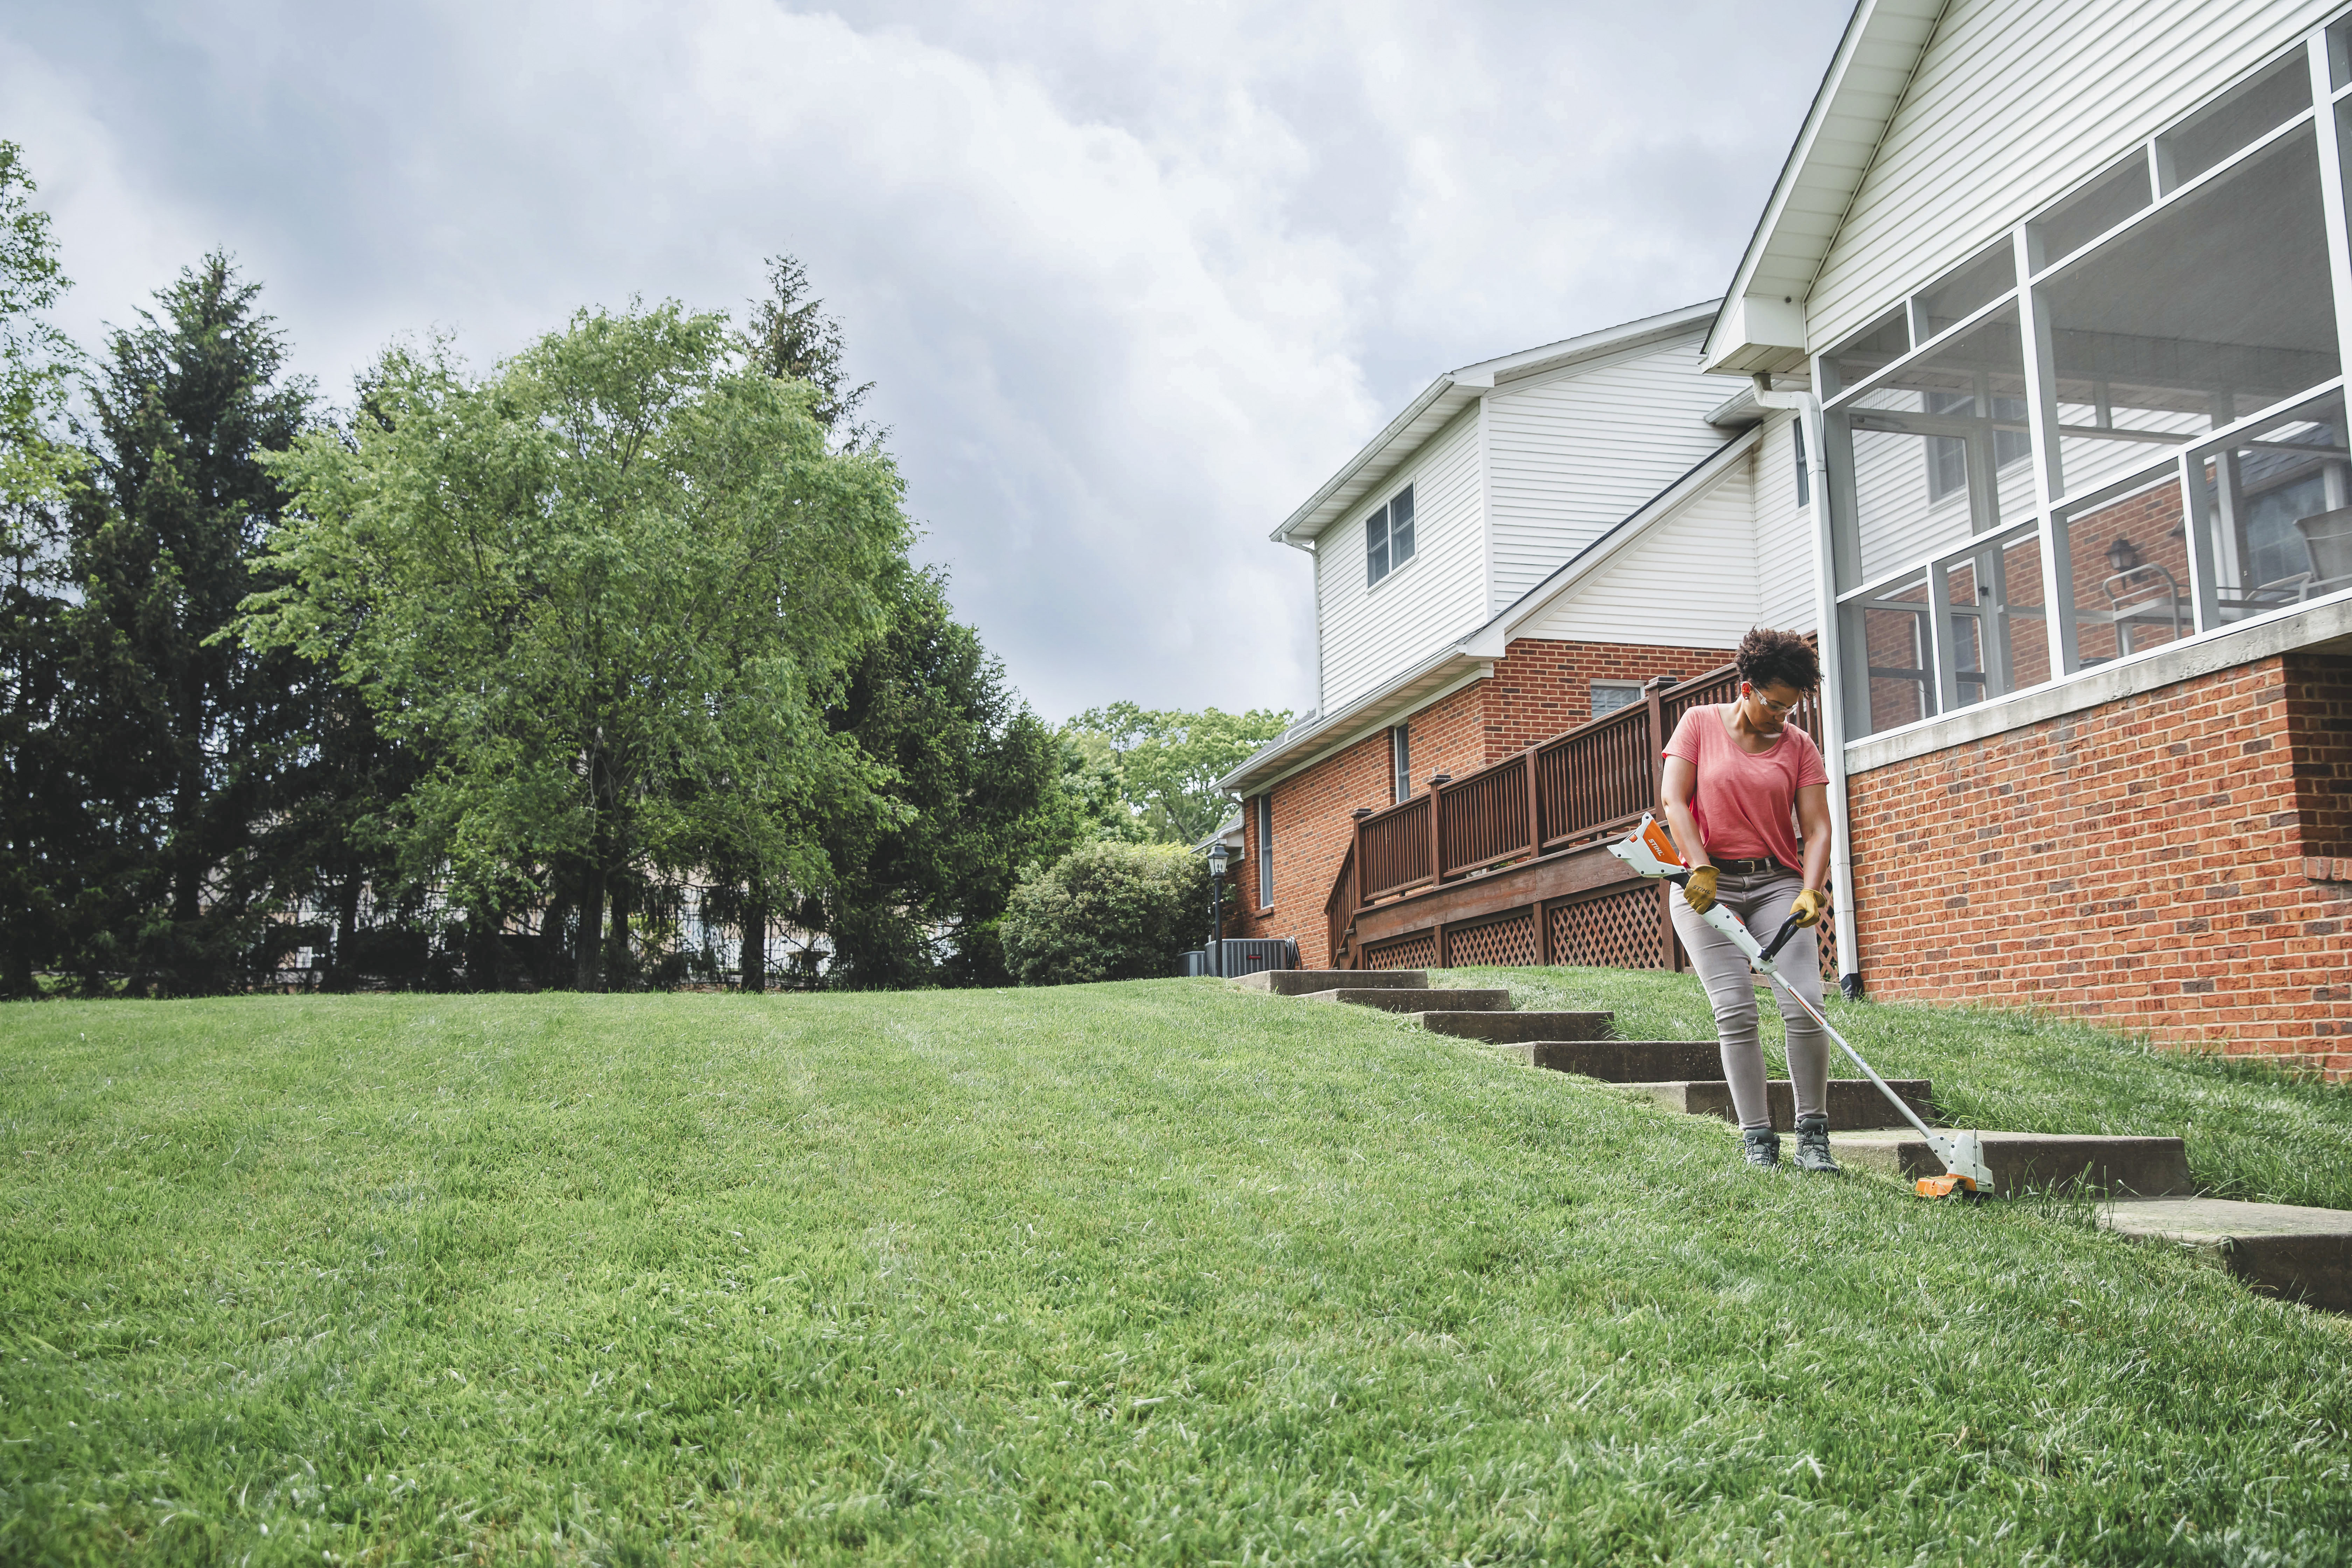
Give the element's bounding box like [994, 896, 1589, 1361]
[1352, 808, 1371, 913]
[1426, 778, 1445, 885]
[1522, 746, 1540, 858]
[1644, 676, 1682, 972]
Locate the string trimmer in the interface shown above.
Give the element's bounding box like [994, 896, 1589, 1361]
[1608, 814, 1994, 1199]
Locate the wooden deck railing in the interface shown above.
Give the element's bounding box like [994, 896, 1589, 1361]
[1324, 841, 1357, 967]
[1337, 662, 1824, 920]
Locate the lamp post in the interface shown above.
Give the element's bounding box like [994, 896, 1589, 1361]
[1207, 841, 1231, 977]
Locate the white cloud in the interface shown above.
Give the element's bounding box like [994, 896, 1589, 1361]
[0, 0, 1849, 719]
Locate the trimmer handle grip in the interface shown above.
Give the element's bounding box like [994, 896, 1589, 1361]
[1759, 914, 1806, 963]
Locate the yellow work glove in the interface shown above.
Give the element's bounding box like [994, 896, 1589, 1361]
[1791, 887, 1829, 927]
[1682, 865, 1719, 914]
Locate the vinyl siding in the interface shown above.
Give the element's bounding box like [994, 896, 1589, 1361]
[1483, 332, 1730, 611]
[1809, 0, 2339, 354]
[1315, 406, 1487, 712]
[1754, 412, 1820, 632]
[1517, 459, 1761, 646]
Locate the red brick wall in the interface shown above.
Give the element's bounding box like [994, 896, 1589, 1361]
[1847, 650, 2352, 1075]
[1482, 639, 1737, 760]
[1229, 637, 1737, 965]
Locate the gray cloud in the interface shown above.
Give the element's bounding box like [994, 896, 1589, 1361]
[1, 0, 1849, 719]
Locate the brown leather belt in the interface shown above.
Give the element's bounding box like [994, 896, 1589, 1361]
[1711, 856, 1781, 875]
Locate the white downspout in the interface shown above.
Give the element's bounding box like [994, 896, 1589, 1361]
[1751, 371, 1861, 999]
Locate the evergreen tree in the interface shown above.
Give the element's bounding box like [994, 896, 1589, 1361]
[57, 253, 313, 993]
[810, 567, 1081, 988]
[744, 253, 876, 447]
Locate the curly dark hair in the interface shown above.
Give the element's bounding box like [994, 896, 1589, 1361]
[1735, 627, 1820, 694]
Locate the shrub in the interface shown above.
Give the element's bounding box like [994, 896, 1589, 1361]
[1000, 841, 1208, 985]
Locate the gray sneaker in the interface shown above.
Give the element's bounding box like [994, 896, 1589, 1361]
[1743, 1128, 1781, 1168]
[1794, 1113, 1841, 1173]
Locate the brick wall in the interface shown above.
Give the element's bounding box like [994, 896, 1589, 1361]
[1482, 639, 1737, 760]
[1229, 636, 1737, 965]
[1847, 649, 2352, 1075]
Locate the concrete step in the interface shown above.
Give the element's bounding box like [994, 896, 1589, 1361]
[1413, 1010, 1612, 1044]
[1828, 1130, 2193, 1197]
[1299, 987, 1513, 1013]
[1493, 1039, 1724, 1080]
[1232, 969, 1428, 996]
[2101, 1197, 2352, 1313]
[1618, 1079, 1935, 1132]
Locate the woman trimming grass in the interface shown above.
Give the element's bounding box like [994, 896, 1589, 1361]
[1658, 627, 1838, 1172]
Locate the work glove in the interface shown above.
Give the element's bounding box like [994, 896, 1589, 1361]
[1682, 865, 1719, 914]
[1791, 887, 1828, 927]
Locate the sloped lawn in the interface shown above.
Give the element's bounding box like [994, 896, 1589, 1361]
[4, 977, 2350, 1565]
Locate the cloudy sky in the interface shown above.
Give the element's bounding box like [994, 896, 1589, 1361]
[2, 0, 1850, 722]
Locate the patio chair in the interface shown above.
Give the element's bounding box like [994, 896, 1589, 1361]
[2297, 506, 2352, 599]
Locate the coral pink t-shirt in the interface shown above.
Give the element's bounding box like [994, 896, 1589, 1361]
[1661, 705, 1829, 872]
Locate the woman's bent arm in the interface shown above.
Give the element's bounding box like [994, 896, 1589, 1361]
[1659, 755, 1709, 870]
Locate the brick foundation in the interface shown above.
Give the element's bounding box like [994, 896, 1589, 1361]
[1847, 650, 2352, 1076]
[1229, 636, 1735, 965]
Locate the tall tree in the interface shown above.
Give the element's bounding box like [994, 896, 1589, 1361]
[0, 142, 86, 996]
[1064, 703, 1293, 846]
[57, 253, 314, 993]
[240, 302, 910, 991]
[744, 253, 876, 447]
[809, 567, 1082, 988]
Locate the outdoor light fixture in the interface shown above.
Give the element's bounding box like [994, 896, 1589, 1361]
[1206, 841, 1230, 976]
[1208, 842, 1230, 878]
[2108, 536, 2141, 573]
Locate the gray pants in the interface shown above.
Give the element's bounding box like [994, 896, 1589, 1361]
[1669, 866, 1829, 1133]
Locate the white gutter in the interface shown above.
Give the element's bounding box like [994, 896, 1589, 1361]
[1750, 371, 1861, 998]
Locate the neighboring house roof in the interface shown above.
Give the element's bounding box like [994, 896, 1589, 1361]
[1700, 0, 1948, 377]
[1193, 812, 1244, 855]
[1219, 421, 1765, 797]
[1272, 300, 1722, 549]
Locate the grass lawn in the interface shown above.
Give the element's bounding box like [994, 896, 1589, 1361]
[3, 973, 2351, 1565]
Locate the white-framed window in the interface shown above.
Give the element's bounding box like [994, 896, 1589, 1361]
[1820, 20, 2352, 741]
[1389, 724, 1411, 803]
[1255, 795, 1273, 908]
[1591, 680, 1645, 719]
[1365, 483, 1417, 586]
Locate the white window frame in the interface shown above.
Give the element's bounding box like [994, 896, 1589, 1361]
[1817, 18, 2352, 743]
[1389, 724, 1411, 803]
[1590, 680, 1645, 719]
[1364, 482, 1418, 587]
[1255, 794, 1273, 909]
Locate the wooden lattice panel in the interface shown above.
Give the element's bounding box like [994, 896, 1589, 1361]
[1444, 912, 1537, 968]
[1548, 887, 1666, 970]
[1360, 931, 1438, 971]
[1818, 919, 1840, 984]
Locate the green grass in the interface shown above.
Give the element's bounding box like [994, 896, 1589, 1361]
[2, 977, 2350, 1565]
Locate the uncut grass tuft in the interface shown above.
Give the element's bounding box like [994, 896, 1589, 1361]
[2, 979, 2350, 1565]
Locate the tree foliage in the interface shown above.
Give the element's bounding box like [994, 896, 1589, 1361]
[1063, 702, 1292, 845]
[240, 301, 911, 990]
[998, 839, 1209, 986]
[808, 566, 1083, 989]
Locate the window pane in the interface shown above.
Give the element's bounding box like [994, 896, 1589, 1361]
[1839, 305, 2027, 581]
[2194, 390, 2352, 621]
[1365, 502, 1389, 584]
[2158, 50, 2311, 193]
[1793, 421, 1810, 507]
[2056, 470, 2192, 670]
[2040, 125, 2338, 501]
[2332, 16, 2352, 91]
[1993, 530, 2051, 689]
[1915, 240, 2015, 337]
[1843, 575, 1934, 734]
[2032, 152, 2152, 268]
[1590, 682, 1642, 718]
[1822, 309, 1910, 399]
[1389, 484, 1416, 564]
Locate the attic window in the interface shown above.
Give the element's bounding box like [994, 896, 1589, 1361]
[1365, 483, 1417, 586]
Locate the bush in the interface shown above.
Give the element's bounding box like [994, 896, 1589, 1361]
[1000, 841, 1208, 985]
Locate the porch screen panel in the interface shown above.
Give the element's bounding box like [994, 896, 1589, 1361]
[2038, 125, 2338, 504]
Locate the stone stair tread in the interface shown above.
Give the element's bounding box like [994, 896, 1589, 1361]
[1828, 1129, 2194, 1197]
[1232, 969, 1428, 996]
[1298, 987, 1513, 1012]
[1411, 1010, 1612, 1043]
[2100, 1197, 2352, 1313]
[1492, 1040, 1725, 1079]
[1614, 1079, 1933, 1132]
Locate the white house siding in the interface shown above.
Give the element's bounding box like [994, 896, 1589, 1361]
[1517, 461, 1761, 646]
[1484, 332, 1730, 612]
[1753, 413, 1819, 631]
[1808, 0, 2338, 356]
[1315, 405, 1487, 712]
